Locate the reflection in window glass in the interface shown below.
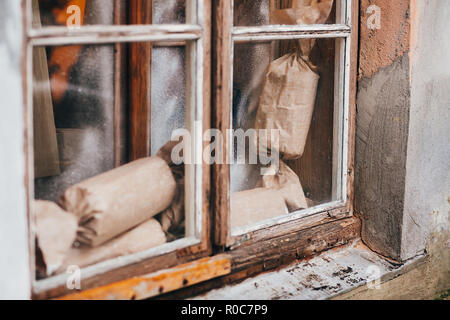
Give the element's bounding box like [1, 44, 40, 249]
[37, 0, 113, 26]
[34, 44, 116, 202]
[35, 0, 186, 27]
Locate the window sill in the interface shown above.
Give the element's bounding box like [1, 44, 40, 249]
[191, 240, 426, 300]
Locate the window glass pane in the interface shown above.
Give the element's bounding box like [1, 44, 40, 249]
[151, 45, 187, 155]
[230, 38, 339, 231]
[153, 0, 186, 24]
[32, 42, 192, 280]
[33, 44, 116, 202]
[36, 0, 114, 27]
[151, 44, 188, 242]
[34, 0, 187, 27]
[234, 0, 339, 27]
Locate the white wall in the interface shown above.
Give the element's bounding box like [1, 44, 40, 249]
[0, 1, 31, 299]
[403, 0, 450, 260]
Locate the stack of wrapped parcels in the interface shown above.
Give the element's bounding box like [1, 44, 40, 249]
[231, 0, 334, 228]
[35, 149, 185, 278]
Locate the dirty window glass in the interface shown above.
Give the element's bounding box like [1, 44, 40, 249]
[31, 0, 195, 280]
[230, 38, 338, 231]
[35, 0, 186, 27]
[234, 0, 338, 27]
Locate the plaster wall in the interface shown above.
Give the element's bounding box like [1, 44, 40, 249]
[403, 0, 450, 261]
[353, 0, 449, 298]
[356, 0, 412, 261]
[0, 1, 31, 299]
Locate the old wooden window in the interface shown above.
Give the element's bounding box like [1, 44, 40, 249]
[25, 0, 357, 300]
[213, 0, 356, 248]
[28, 0, 211, 299]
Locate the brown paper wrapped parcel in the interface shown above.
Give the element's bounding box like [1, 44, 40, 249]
[156, 141, 186, 240]
[34, 200, 78, 276]
[60, 157, 177, 247]
[258, 161, 308, 212]
[270, 0, 334, 58]
[255, 52, 319, 160]
[256, 0, 334, 160]
[231, 188, 289, 229]
[270, 0, 334, 26]
[59, 218, 166, 271]
[158, 171, 185, 241]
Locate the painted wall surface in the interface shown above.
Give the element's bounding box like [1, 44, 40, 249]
[403, 0, 450, 261]
[0, 1, 31, 299]
[355, 0, 449, 296]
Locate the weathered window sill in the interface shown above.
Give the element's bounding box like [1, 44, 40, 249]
[192, 240, 426, 300]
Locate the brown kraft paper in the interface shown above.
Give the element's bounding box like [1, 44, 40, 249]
[156, 141, 186, 241]
[231, 188, 288, 229]
[59, 219, 166, 272]
[60, 157, 176, 247]
[158, 172, 185, 241]
[34, 200, 78, 276]
[270, 0, 334, 58]
[255, 52, 319, 160]
[258, 161, 308, 212]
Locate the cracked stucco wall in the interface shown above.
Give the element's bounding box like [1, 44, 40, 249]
[354, 0, 449, 298]
[403, 0, 450, 262]
[356, 0, 413, 262]
[358, 0, 411, 80]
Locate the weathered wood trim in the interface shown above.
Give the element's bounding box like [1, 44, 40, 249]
[29, 33, 200, 46]
[58, 255, 231, 300]
[48, 217, 359, 300]
[234, 32, 349, 43]
[233, 24, 350, 43]
[32, 239, 212, 299]
[347, 0, 359, 214]
[28, 24, 202, 43]
[230, 204, 352, 250]
[113, 0, 127, 166]
[231, 201, 348, 238]
[128, 0, 152, 160]
[156, 216, 361, 300]
[230, 217, 361, 272]
[233, 24, 351, 35]
[185, 0, 198, 237]
[212, 0, 233, 246]
[200, 0, 212, 249]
